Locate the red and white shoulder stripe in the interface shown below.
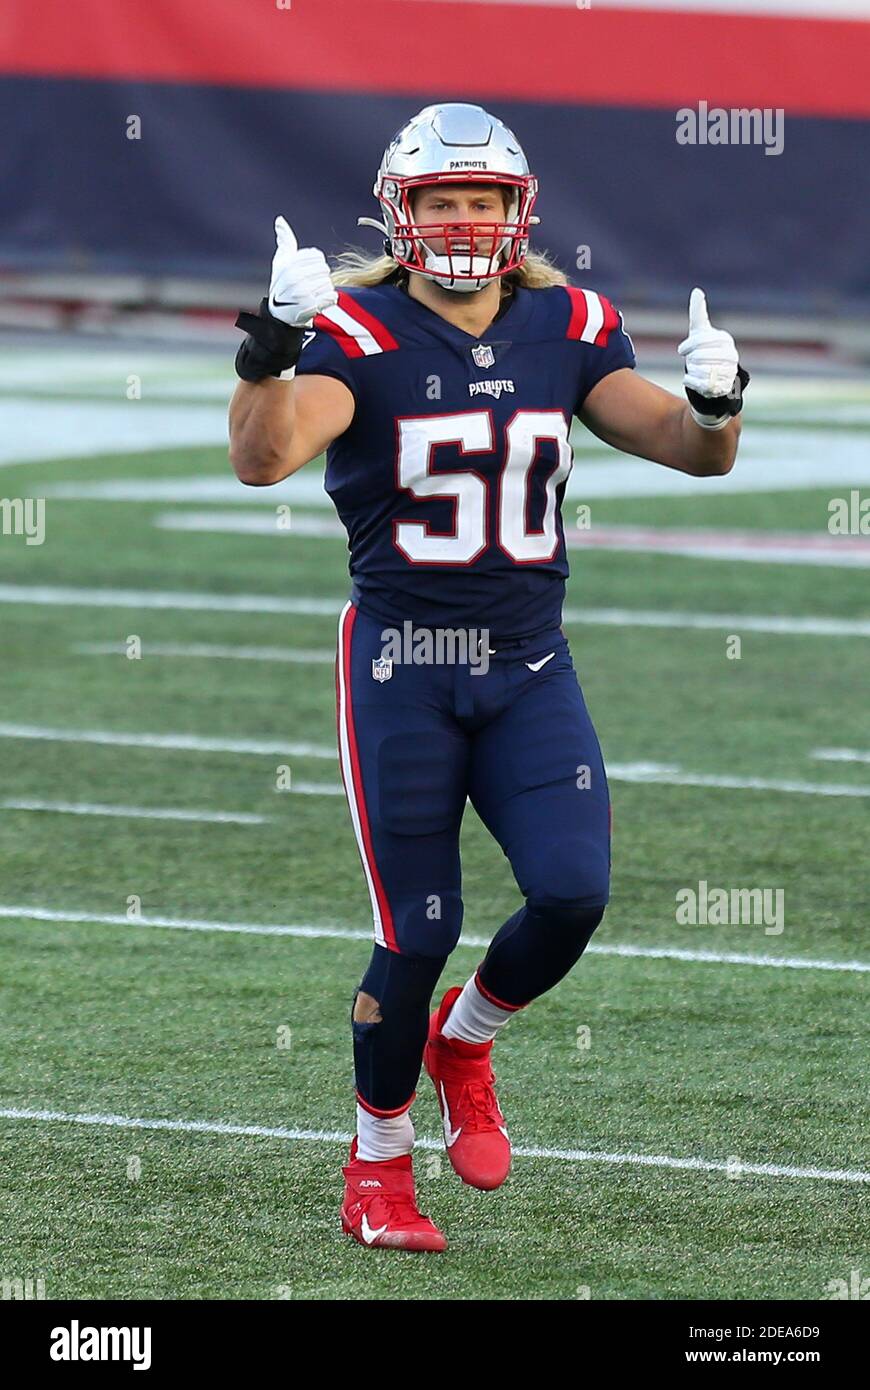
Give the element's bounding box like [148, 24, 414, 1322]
[564, 287, 621, 347]
[313, 290, 399, 358]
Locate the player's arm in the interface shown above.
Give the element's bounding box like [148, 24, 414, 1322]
[228, 216, 354, 486]
[229, 373, 354, 486]
[580, 369, 741, 477]
[579, 289, 748, 478]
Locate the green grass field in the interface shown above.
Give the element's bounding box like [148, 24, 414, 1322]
[0, 365, 868, 1299]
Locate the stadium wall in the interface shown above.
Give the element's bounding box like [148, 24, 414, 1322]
[1, 0, 869, 315]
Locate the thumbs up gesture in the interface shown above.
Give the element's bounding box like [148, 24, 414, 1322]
[268, 215, 338, 327]
[677, 288, 748, 430]
[677, 288, 740, 397]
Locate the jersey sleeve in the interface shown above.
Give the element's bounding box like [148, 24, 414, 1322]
[294, 289, 401, 399]
[294, 317, 360, 399]
[565, 288, 636, 414]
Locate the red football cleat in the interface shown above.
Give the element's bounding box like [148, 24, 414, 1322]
[423, 985, 512, 1191]
[340, 1136, 447, 1252]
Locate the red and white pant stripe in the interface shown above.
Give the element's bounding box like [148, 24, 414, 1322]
[335, 601, 396, 950]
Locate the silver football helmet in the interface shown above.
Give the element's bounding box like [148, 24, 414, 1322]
[360, 103, 539, 293]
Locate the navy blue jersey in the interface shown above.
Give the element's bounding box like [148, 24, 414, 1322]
[295, 281, 635, 640]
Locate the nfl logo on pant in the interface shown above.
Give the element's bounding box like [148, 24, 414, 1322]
[472, 344, 495, 369]
[371, 657, 393, 682]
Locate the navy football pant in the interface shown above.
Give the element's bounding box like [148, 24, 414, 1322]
[336, 602, 611, 1114]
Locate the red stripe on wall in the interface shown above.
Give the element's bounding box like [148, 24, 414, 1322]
[2, 0, 869, 119]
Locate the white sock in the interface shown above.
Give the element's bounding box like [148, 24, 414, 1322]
[356, 1102, 415, 1162]
[441, 974, 516, 1045]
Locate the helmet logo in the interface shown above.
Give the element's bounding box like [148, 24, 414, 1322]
[448, 160, 488, 170]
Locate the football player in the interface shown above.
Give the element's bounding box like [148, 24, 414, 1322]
[229, 103, 748, 1251]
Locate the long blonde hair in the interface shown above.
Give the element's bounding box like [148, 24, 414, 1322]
[331, 246, 569, 292]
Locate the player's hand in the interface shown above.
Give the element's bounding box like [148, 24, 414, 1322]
[677, 288, 739, 397]
[675, 287, 733, 397]
[677, 287, 749, 430]
[268, 216, 338, 328]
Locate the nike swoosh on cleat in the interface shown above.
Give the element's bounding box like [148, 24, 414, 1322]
[439, 1083, 463, 1148]
[360, 1214, 388, 1244]
[526, 652, 555, 673]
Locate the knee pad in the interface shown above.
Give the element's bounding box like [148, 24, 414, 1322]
[525, 837, 610, 914]
[527, 899, 606, 954]
[351, 944, 449, 1113]
[389, 889, 464, 956]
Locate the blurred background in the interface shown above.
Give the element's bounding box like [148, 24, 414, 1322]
[1, 0, 869, 354]
[1, 0, 869, 1302]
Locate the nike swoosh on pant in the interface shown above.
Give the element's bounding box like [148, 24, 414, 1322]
[525, 652, 555, 673]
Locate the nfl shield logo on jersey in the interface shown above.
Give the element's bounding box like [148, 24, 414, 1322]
[371, 657, 393, 683]
[472, 343, 495, 369]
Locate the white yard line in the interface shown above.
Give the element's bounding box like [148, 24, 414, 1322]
[0, 583, 341, 615]
[0, 799, 267, 825]
[0, 906, 365, 940]
[565, 608, 870, 639]
[3, 724, 867, 801]
[0, 1104, 865, 1184]
[154, 511, 870, 568]
[155, 511, 344, 538]
[608, 764, 870, 798]
[34, 431, 870, 498]
[0, 722, 334, 758]
[1, 726, 867, 797]
[812, 748, 870, 765]
[0, 401, 229, 467]
[75, 641, 335, 664]
[1, 904, 867, 973]
[3, 583, 868, 639]
[281, 771, 870, 801]
[586, 942, 870, 973]
[41, 474, 330, 503]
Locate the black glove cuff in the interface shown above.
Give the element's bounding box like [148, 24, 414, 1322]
[234, 297, 305, 382]
[685, 364, 751, 421]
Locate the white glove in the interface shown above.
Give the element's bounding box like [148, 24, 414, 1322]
[678, 288, 741, 429]
[268, 216, 338, 328]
